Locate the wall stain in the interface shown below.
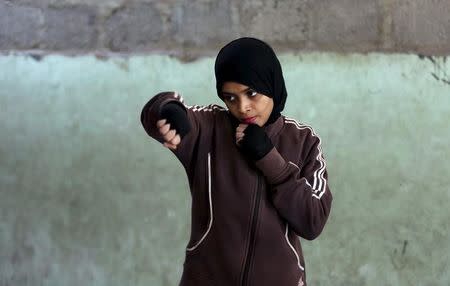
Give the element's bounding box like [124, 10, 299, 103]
[94, 53, 109, 61]
[29, 53, 43, 62]
[431, 72, 439, 81]
[390, 239, 408, 270]
[401, 239, 408, 255]
[114, 59, 129, 72]
[418, 54, 450, 86]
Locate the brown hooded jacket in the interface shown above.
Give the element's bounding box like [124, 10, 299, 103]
[141, 91, 333, 286]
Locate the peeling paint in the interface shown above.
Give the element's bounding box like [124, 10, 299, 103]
[418, 54, 450, 86]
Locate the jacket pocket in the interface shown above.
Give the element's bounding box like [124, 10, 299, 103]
[284, 223, 305, 273]
[186, 152, 213, 253]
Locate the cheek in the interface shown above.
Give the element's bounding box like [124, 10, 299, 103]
[261, 101, 273, 116]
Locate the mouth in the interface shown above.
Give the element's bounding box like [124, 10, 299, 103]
[242, 116, 257, 124]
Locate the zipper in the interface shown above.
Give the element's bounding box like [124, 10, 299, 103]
[241, 175, 263, 286]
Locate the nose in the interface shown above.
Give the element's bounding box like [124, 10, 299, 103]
[237, 97, 251, 114]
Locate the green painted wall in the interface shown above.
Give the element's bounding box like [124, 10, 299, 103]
[0, 53, 449, 286]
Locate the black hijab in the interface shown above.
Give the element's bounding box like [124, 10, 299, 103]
[214, 37, 288, 125]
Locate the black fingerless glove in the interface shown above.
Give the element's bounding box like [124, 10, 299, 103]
[159, 102, 191, 138]
[239, 124, 274, 161]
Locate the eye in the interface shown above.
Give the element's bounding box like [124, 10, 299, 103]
[223, 95, 236, 102]
[246, 90, 258, 97]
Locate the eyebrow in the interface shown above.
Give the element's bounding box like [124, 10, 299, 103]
[221, 87, 252, 97]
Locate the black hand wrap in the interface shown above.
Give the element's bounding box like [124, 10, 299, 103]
[159, 102, 191, 138]
[239, 124, 274, 161]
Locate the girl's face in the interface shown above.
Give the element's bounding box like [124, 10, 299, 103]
[221, 82, 274, 127]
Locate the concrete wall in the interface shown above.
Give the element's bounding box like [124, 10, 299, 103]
[1, 0, 450, 58]
[1, 53, 449, 285]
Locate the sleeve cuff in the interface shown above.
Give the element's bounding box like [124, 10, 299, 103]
[255, 147, 289, 184]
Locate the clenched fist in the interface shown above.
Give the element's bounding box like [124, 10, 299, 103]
[157, 119, 182, 150]
[236, 123, 274, 160]
[235, 123, 248, 145]
[157, 102, 191, 150]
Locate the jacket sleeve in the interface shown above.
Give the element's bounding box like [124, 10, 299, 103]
[140, 91, 216, 171]
[255, 132, 333, 240]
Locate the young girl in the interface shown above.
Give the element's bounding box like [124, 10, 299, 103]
[141, 37, 332, 286]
